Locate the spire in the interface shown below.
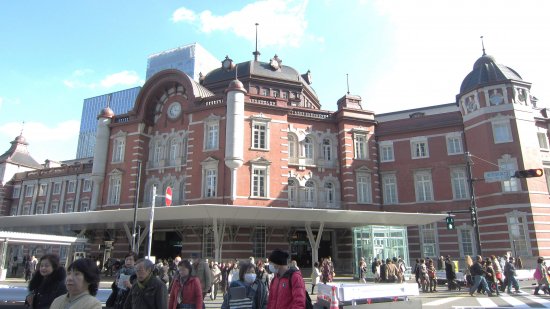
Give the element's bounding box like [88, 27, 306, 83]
[253, 23, 261, 61]
[480, 35, 486, 56]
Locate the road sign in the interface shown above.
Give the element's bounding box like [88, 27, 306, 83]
[165, 186, 172, 206]
[484, 170, 512, 183]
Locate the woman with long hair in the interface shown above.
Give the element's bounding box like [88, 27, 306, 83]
[50, 258, 102, 309]
[25, 254, 67, 309]
[169, 260, 203, 309]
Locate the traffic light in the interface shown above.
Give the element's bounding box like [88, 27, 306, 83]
[514, 168, 544, 178]
[446, 216, 455, 230]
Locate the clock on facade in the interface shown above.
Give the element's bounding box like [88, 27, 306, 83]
[489, 93, 504, 105]
[167, 102, 182, 119]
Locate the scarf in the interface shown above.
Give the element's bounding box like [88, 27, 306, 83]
[136, 273, 152, 289]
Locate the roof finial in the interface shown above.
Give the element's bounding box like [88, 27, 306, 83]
[106, 93, 112, 108]
[480, 35, 486, 56]
[346, 73, 350, 95]
[253, 23, 261, 61]
[235, 64, 238, 80]
[20, 121, 25, 136]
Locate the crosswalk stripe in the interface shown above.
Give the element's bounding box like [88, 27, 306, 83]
[476, 297, 498, 307]
[524, 295, 550, 308]
[501, 295, 529, 307]
[424, 296, 464, 306]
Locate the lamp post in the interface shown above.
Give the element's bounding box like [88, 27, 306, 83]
[465, 152, 483, 256]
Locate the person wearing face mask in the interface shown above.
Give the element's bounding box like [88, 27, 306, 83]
[25, 254, 67, 309]
[267, 249, 306, 309]
[221, 261, 267, 309]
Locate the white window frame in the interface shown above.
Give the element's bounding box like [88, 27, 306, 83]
[492, 119, 513, 143]
[204, 117, 220, 151]
[153, 140, 164, 163]
[108, 175, 121, 205]
[451, 166, 469, 200]
[112, 137, 126, 163]
[65, 201, 74, 213]
[380, 142, 394, 162]
[411, 138, 429, 159]
[67, 180, 76, 193]
[288, 134, 298, 162]
[322, 138, 332, 161]
[80, 200, 90, 212]
[356, 174, 372, 204]
[51, 202, 59, 214]
[36, 203, 44, 215]
[325, 182, 336, 205]
[414, 170, 434, 202]
[83, 179, 92, 192]
[457, 225, 476, 257]
[201, 158, 219, 198]
[24, 185, 34, 197]
[354, 133, 368, 160]
[251, 165, 269, 198]
[251, 118, 270, 150]
[506, 211, 531, 256]
[252, 226, 266, 258]
[12, 186, 21, 198]
[419, 223, 438, 258]
[303, 136, 314, 160]
[23, 204, 30, 215]
[446, 134, 463, 155]
[288, 178, 298, 206]
[538, 132, 549, 150]
[38, 183, 47, 196]
[382, 173, 398, 205]
[304, 180, 316, 207]
[53, 182, 61, 195]
[499, 156, 519, 192]
[169, 138, 180, 162]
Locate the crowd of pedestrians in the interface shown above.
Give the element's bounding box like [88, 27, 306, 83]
[22, 249, 311, 309]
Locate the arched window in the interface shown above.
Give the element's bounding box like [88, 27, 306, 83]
[323, 138, 332, 161]
[304, 137, 314, 159]
[153, 140, 164, 163]
[169, 138, 179, 162]
[325, 182, 335, 204]
[288, 135, 297, 158]
[288, 179, 298, 206]
[305, 180, 316, 207]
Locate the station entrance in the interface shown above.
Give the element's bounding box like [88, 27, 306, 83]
[290, 230, 333, 268]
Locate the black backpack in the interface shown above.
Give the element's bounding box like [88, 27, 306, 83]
[287, 269, 314, 309]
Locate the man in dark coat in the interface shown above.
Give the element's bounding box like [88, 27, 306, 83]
[124, 258, 167, 309]
[445, 255, 457, 290]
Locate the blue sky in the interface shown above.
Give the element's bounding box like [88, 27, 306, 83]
[1, 0, 549, 163]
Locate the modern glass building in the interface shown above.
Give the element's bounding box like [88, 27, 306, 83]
[353, 226, 409, 278]
[146, 43, 220, 81]
[75, 87, 141, 158]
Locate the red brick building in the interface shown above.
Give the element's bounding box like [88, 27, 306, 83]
[1, 51, 549, 276]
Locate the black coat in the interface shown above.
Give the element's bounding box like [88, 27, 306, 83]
[27, 267, 67, 309]
[123, 275, 168, 309]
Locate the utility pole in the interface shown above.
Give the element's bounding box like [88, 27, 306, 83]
[465, 152, 483, 256]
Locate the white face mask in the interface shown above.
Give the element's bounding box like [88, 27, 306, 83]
[268, 264, 277, 274]
[244, 273, 256, 284]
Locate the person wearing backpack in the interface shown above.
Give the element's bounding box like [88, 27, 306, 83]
[267, 249, 307, 309]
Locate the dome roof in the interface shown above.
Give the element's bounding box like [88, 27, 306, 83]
[202, 60, 317, 98]
[460, 54, 523, 94]
[98, 107, 115, 119]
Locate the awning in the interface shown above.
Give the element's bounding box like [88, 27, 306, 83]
[0, 231, 80, 245]
[0, 204, 447, 231]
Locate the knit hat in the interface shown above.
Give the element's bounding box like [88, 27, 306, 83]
[269, 249, 289, 266]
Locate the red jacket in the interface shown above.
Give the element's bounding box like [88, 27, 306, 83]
[267, 269, 306, 309]
[168, 276, 203, 309]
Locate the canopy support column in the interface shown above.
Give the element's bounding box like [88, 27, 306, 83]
[0, 239, 8, 281]
[212, 218, 226, 262]
[305, 222, 324, 270]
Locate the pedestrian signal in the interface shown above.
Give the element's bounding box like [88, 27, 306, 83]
[514, 168, 544, 178]
[446, 216, 455, 230]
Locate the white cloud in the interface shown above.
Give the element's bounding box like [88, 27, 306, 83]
[63, 70, 143, 90]
[0, 120, 80, 162]
[172, 7, 196, 22]
[100, 71, 142, 88]
[172, 0, 315, 48]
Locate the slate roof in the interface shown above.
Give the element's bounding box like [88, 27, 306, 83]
[376, 112, 464, 137]
[460, 54, 523, 94]
[0, 135, 42, 169]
